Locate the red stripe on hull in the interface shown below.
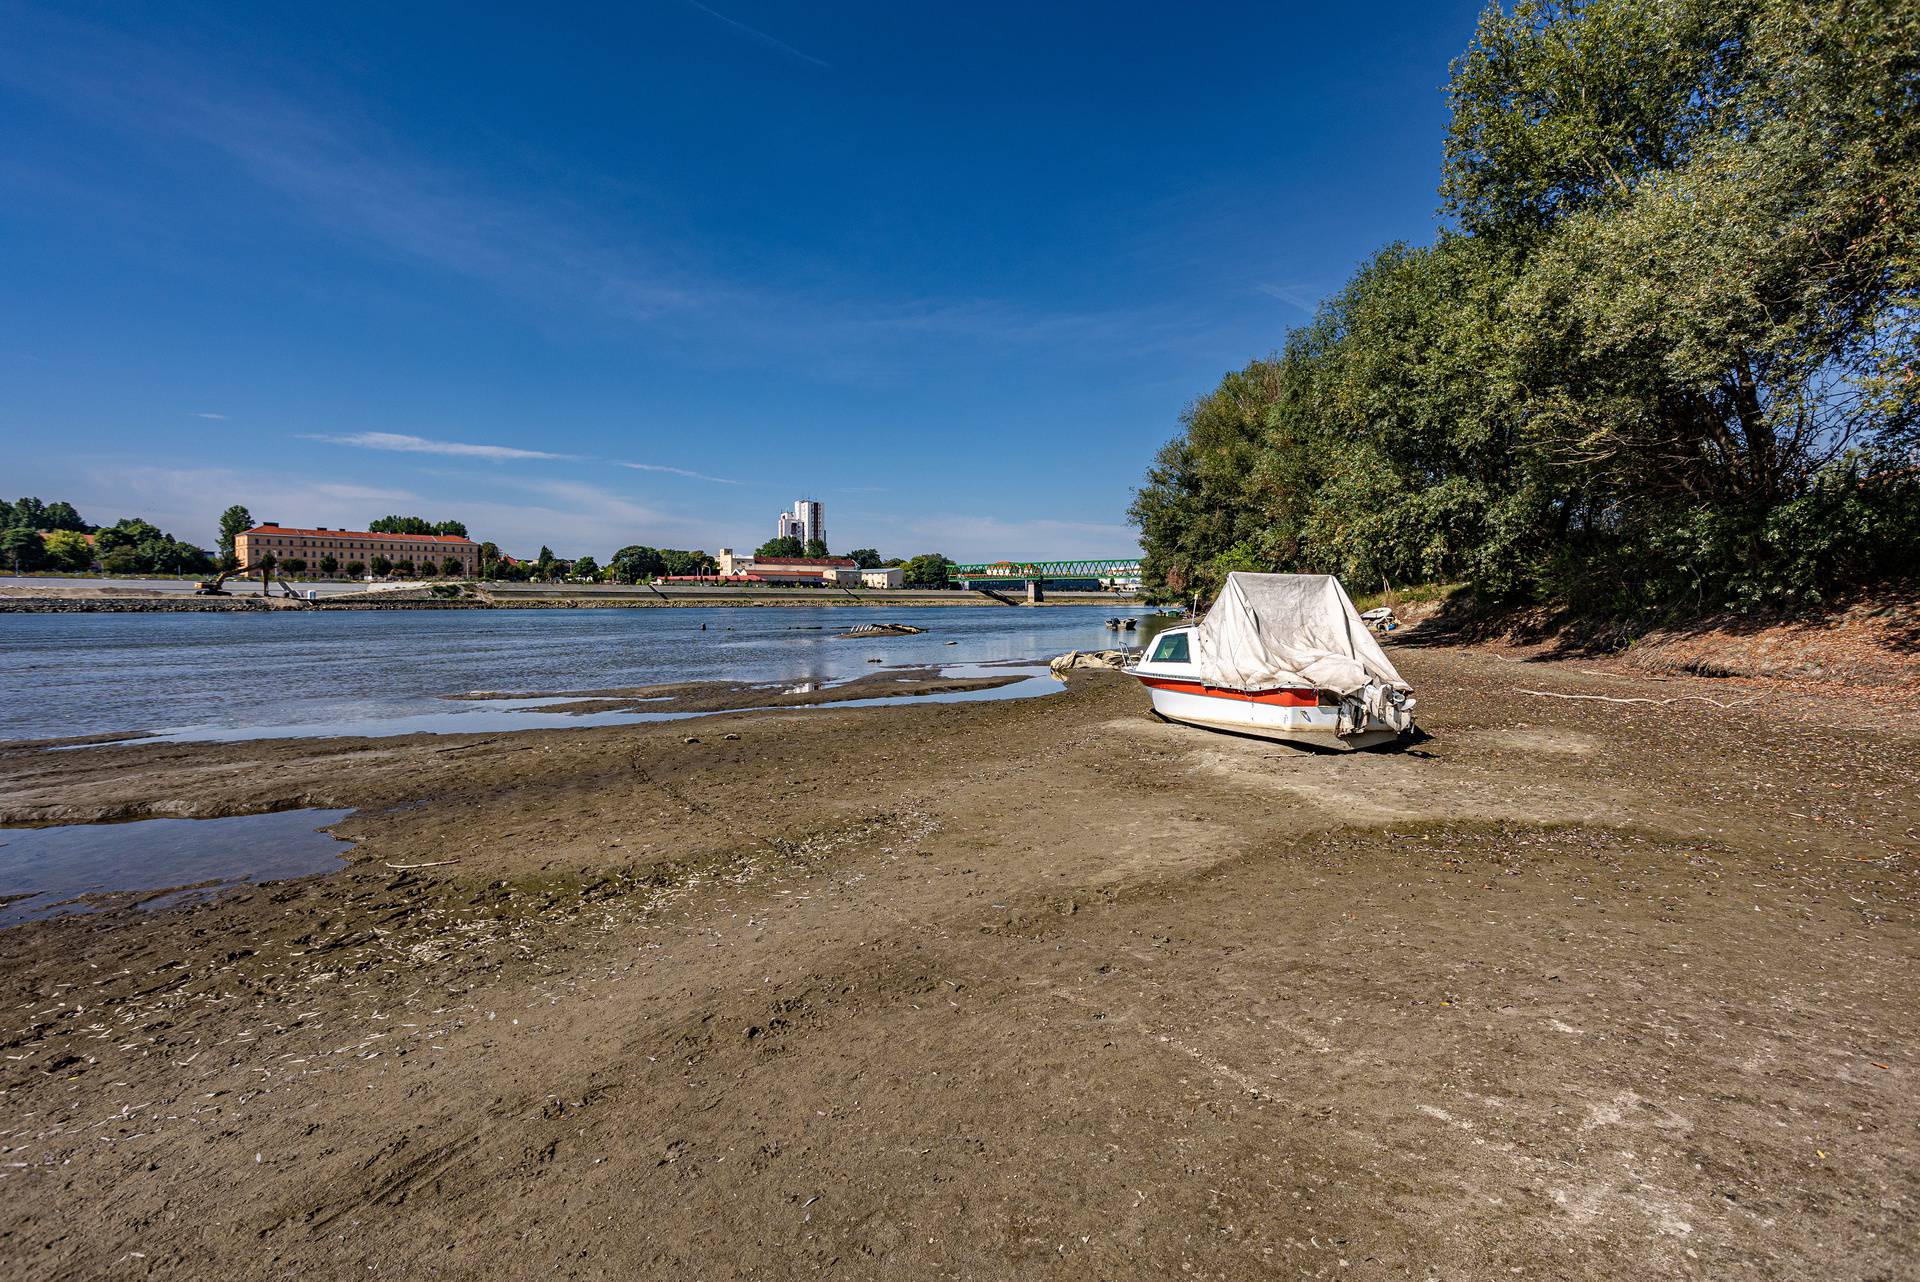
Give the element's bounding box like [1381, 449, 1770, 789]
[1135, 677, 1318, 707]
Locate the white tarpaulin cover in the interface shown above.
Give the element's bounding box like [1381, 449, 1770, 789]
[1194, 573, 1415, 733]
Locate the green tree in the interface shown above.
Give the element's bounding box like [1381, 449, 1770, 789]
[7, 498, 47, 530]
[755, 536, 804, 558]
[368, 515, 434, 534]
[41, 530, 94, 570]
[370, 555, 392, 576]
[257, 551, 277, 574]
[217, 505, 253, 562]
[441, 555, 463, 576]
[319, 554, 340, 576]
[802, 537, 828, 558]
[432, 519, 468, 537]
[848, 548, 883, 568]
[345, 560, 367, 578]
[1130, 0, 1920, 620]
[571, 555, 600, 580]
[41, 501, 86, 532]
[281, 557, 308, 574]
[2, 527, 47, 571]
[900, 552, 955, 589]
[391, 558, 415, 577]
[608, 545, 664, 582]
[659, 549, 712, 577]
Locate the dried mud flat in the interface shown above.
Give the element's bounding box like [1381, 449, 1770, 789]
[0, 647, 1916, 1280]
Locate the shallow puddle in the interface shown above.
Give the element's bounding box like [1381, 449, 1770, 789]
[0, 808, 355, 926]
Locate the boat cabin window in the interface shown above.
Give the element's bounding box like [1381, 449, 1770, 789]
[1149, 631, 1190, 664]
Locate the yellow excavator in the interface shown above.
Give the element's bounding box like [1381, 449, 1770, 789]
[195, 561, 311, 601]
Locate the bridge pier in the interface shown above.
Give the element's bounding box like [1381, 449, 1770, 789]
[1026, 579, 1044, 604]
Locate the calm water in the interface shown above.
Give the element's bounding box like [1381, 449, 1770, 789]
[0, 605, 1146, 742]
[0, 809, 355, 925]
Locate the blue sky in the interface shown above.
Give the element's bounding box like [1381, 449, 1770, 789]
[1, 0, 1483, 560]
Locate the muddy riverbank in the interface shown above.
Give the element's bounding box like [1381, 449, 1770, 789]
[1, 646, 1916, 1279]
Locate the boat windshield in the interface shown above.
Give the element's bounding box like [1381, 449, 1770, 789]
[1149, 630, 1190, 664]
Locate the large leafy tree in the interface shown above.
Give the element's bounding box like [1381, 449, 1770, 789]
[900, 552, 955, 588]
[1132, 0, 1920, 619]
[217, 505, 252, 563]
[42, 530, 94, 570]
[2, 527, 47, 571]
[608, 545, 665, 582]
[755, 536, 804, 558]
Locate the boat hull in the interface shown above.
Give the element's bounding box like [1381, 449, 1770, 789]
[1131, 675, 1403, 751]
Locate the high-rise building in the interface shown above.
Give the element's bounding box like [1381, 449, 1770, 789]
[795, 499, 823, 547]
[774, 499, 824, 547]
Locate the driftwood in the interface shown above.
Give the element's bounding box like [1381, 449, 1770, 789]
[1515, 688, 1756, 709]
[383, 859, 460, 870]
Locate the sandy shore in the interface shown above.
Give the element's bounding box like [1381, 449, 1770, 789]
[1, 643, 1916, 1279]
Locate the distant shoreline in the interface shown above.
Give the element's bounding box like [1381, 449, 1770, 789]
[0, 589, 1139, 613]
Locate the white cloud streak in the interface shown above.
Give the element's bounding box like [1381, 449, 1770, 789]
[679, 0, 831, 70]
[618, 461, 741, 485]
[1255, 282, 1324, 316]
[305, 432, 573, 462]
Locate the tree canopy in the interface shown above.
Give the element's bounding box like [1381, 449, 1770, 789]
[368, 515, 468, 537]
[217, 505, 252, 562]
[3, 498, 89, 533]
[1132, 0, 1920, 620]
[755, 536, 805, 558]
[848, 548, 883, 568]
[900, 553, 956, 588]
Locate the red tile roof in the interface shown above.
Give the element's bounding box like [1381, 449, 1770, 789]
[244, 525, 476, 545]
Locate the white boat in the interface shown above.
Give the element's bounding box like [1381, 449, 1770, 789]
[1124, 573, 1416, 751]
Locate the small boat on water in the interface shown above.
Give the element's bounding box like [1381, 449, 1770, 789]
[1104, 617, 1138, 631]
[1124, 572, 1415, 750]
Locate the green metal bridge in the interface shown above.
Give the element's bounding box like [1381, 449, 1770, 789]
[947, 558, 1141, 584]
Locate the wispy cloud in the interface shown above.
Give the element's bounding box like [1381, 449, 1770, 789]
[0, 11, 1191, 383]
[312, 482, 421, 503]
[619, 461, 741, 485]
[306, 432, 573, 462]
[193, 411, 228, 420]
[679, 0, 830, 70]
[895, 513, 1142, 562]
[455, 478, 728, 557]
[67, 465, 424, 546]
[1255, 283, 1324, 316]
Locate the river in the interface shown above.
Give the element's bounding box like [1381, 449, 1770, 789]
[0, 605, 1150, 743]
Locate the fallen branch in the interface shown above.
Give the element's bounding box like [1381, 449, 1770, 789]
[433, 738, 498, 754]
[1515, 689, 1756, 709]
[383, 859, 460, 870]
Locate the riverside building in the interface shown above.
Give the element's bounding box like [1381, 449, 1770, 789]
[235, 523, 482, 576]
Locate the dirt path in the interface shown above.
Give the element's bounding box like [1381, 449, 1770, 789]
[1, 647, 1915, 1279]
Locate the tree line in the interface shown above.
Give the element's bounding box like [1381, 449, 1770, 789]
[2, 498, 214, 575]
[6, 495, 967, 588]
[1132, 0, 1919, 624]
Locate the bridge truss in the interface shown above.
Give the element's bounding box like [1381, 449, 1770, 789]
[948, 558, 1142, 580]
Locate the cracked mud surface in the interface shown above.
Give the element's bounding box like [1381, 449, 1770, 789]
[0, 647, 1915, 1279]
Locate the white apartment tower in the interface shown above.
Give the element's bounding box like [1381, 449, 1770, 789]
[776, 499, 825, 547]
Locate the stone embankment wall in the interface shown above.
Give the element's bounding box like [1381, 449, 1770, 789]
[0, 597, 299, 612]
